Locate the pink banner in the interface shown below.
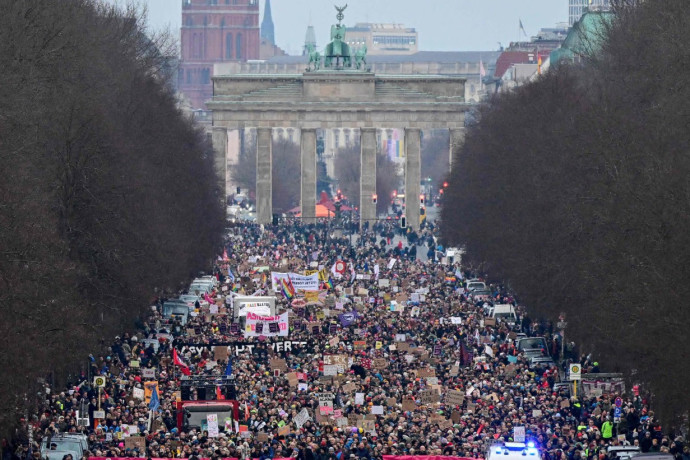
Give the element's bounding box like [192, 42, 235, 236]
[91, 458, 294, 460]
[383, 457, 475, 460]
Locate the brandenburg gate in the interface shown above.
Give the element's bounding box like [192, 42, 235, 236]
[208, 7, 469, 230]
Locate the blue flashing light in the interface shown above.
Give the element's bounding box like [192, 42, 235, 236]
[527, 442, 535, 448]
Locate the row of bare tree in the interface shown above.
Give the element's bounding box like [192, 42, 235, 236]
[441, 0, 690, 427]
[0, 0, 224, 437]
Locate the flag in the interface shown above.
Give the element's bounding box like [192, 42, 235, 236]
[325, 277, 334, 289]
[519, 19, 527, 37]
[537, 53, 543, 75]
[173, 348, 191, 376]
[479, 58, 486, 78]
[245, 403, 251, 420]
[280, 277, 295, 300]
[228, 269, 235, 283]
[215, 385, 225, 400]
[148, 385, 160, 413]
[225, 358, 233, 376]
[222, 248, 229, 260]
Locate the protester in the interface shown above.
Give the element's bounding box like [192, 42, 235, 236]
[7, 219, 684, 460]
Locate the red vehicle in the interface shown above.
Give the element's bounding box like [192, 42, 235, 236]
[176, 400, 240, 432]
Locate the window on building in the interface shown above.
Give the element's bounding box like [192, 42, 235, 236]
[186, 69, 192, 84]
[334, 131, 340, 147]
[226, 33, 233, 59]
[236, 33, 242, 59]
[192, 34, 199, 58]
[186, 17, 193, 27]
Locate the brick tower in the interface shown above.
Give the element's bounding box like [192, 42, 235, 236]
[179, 0, 260, 110]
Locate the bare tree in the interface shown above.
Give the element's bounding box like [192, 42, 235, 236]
[0, 0, 223, 437]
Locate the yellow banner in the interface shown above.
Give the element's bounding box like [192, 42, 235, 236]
[304, 291, 319, 303]
[144, 381, 159, 404]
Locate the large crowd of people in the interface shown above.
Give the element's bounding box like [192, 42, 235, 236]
[4, 219, 688, 460]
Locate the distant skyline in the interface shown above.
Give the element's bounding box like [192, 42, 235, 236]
[101, 0, 567, 54]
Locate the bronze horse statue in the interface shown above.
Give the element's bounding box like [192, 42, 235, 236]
[324, 5, 351, 68]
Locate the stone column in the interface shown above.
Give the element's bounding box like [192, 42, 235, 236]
[359, 127, 377, 229]
[405, 127, 421, 230]
[256, 127, 273, 224]
[449, 127, 466, 171]
[300, 128, 317, 222]
[211, 127, 228, 200]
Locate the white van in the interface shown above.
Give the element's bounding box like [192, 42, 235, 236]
[197, 275, 219, 288]
[189, 282, 213, 295]
[489, 304, 518, 325]
[487, 442, 539, 460]
[466, 279, 487, 292]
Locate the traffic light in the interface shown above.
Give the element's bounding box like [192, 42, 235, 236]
[420, 194, 425, 205]
[372, 194, 377, 204]
[420, 207, 426, 216]
[401, 217, 407, 229]
[443, 181, 449, 188]
[236, 186, 241, 195]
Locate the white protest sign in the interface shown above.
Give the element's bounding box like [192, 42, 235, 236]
[513, 426, 526, 443]
[294, 408, 311, 429]
[207, 414, 219, 438]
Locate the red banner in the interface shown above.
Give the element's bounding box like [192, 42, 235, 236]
[91, 457, 294, 460]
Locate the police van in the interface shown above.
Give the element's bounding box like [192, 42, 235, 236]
[486, 442, 540, 460]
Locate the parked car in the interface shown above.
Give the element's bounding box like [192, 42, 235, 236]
[162, 299, 190, 325]
[189, 282, 213, 295]
[472, 289, 493, 302]
[179, 294, 209, 309]
[608, 446, 641, 460]
[40, 435, 84, 460]
[523, 348, 548, 360]
[529, 356, 556, 370]
[488, 304, 518, 326]
[466, 280, 487, 292]
[517, 337, 548, 353]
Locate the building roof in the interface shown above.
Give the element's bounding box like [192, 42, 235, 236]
[550, 10, 614, 67]
[266, 50, 501, 65]
[493, 51, 536, 79]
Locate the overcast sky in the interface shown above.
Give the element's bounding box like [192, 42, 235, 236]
[102, 0, 567, 54]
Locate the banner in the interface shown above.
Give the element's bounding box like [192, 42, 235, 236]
[383, 457, 474, 460]
[287, 273, 319, 291]
[177, 340, 312, 357]
[91, 457, 295, 460]
[244, 312, 289, 337]
[271, 272, 319, 291]
[338, 311, 358, 327]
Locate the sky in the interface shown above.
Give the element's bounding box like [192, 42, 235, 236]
[102, 0, 567, 54]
